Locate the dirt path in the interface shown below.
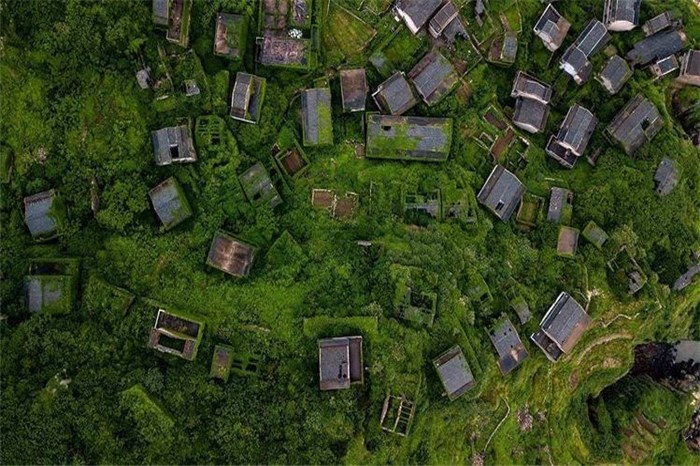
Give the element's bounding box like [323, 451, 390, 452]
[575, 332, 633, 365]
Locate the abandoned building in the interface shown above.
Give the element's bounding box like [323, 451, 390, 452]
[311, 188, 336, 210]
[258, 35, 310, 68]
[513, 97, 550, 134]
[557, 226, 579, 257]
[152, 124, 197, 166]
[596, 55, 632, 94]
[206, 230, 256, 278]
[301, 87, 333, 146]
[650, 54, 680, 79]
[510, 72, 552, 134]
[654, 157, 679, 196]
[184, 79, 200, 97]
[477, 165, 526, 222]
[318, 336, 363, 390]
[627, 29, 687, 66]
[395, 0, 442, 35]
[511, 295, 531, 324]
[500, 32, 518, 64]
[428, 1, 459, 39]
[24, 258, 79, 315]
[372, 72, 418, 116]
[603, 0, 641, 32]
[136, 68, 153, 90]
[23, 189, 64, 241]
[433, 345, 475, 401]
[489, 317, 529, 375]
[214, 13, 246, 59]
[238, 163, 282, 208]
[673, 264, 700, 291]
[152, 0, 168, 27]
[365, 114, 453, 162]
[511, 71, 553, 103]
[274, 141, 308, 178]
[147, 308, 204, 361]
[678, 50, 700, 86]
[404, 190, 441, 223]
[546, 104, 597, 168]
[547, 187, 573, 224]
[643, 11, 679, 36]
[533, 3, 571, 52]
[606, 95, 663, 155]
[380, 395, 416, 436]
[560, 19, 611, 84]
[149, 177, 192, 231]
[165, 0, 192, 47]
[339, 69, 368, 113]
[531, 292, 591, 362]
[408, 51, 458, 106]
[230, 72, 266, 124]
[210, 344, 234, 381]
[582, 221, 609, 249]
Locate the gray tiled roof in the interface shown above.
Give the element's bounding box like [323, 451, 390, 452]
[152, 0, 169, 26]
[489, 318, 529, 375]
[24, 190, 59, 239]
[679, 50, 700, 84]
[555, 104, 597, 156]
[597, 55, 632, 94]
[152, 125, 196, 165]
[429, 1, 459, 37]
[239, 162, 282, 208]
[477, 165, 526, 222]
[231, 72, 253, 118]
[373, 72, 418, 116]
[604, 0, 641, 28]
[396, 0, 442, 33]
[533, 4, 571, 51]
[511, 71, 552, 103]
[654, 157, 679, 195]
[301, 87, 332, 146]
[561, 45, 594, 83]
[513, 97, 550, 133]
[24, 276, 67, 314]
[433, 346, 475, 400]
[643, 11, 675, 36]
[547, 187, 572, 223]
[540, 292, 590, 354]
[339, 69, 368, 112]
[607, 95, 664, 154]
[627, 29, 686, 65]
[365, 114, 452, 161]
[408, 51, 458, 106]
[575, 19, 611, 57]
[318, 336, 363, 390]
[149, 177, 192, 230]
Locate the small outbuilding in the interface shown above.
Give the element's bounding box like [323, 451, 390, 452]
[339, 69, 368, 113]
[654, 157, 679, 196]
[301, 87, 333, 146]
[650, 55, 679, 79]
[372, 72, 418, 116]
[24, 189, 65, 241]
[433, 345, 475, 401]
[210, 344, 234, 381]
[531, 292, 591, 362]
[230, 72, 267, 124]
[24, 258, 80, 315]
[149, 177, 192, 231]
[582, 221, 609, 249]
[206, 230, 256, 278]
[477, 165, 526, 222]
[547, 187, 573, 224]
[148, 308, 204, 361]
[557, 226, 579, 257]
[489, 317, 529, 375]
[428, 1, 459, 38]
[596, 55, 632, 94]
[238, 163, 282, 208]
[318, 336, 363, 390]
[214, 13, 247, 59]
[408, 51, 459, 106]
[642, 11, 677, 36]
[152, 124, 197, 166]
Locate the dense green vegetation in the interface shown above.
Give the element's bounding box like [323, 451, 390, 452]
[1, 0, 699, 464]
